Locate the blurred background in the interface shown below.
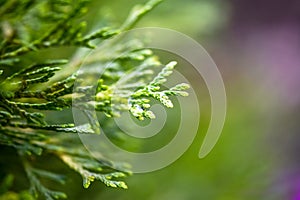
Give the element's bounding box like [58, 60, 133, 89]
[83, 0, 299, 199]
[3, 0, 300, 199]
[71, 0, 300, 199]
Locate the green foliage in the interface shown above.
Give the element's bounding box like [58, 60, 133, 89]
[0, 0, 189, 199]
[130, 61, 190, 120]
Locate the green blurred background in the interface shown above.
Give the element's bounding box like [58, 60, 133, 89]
[76, 0, 300, 199]
[3, 0, 300, 199]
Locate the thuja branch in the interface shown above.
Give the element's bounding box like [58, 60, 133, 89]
[0, 0, 189, 199]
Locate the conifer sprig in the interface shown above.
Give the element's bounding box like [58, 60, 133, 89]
[0, 0, 189, 199]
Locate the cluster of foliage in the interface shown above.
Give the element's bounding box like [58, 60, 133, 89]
[0, 0, 189, 199]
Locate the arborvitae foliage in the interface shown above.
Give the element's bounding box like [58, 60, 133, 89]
[0, 0, 189, 199]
